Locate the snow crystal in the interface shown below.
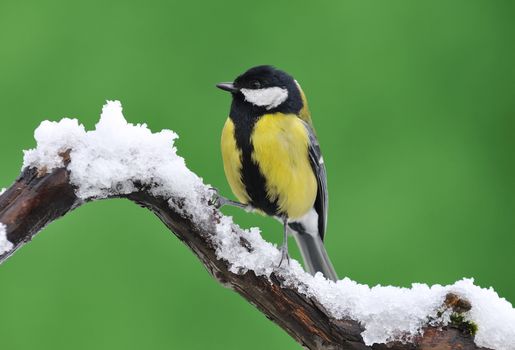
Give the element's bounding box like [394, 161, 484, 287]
[21, 101, 515, 349]
[0, 223, 13, 255]
[215, 215, 291, 276]
[215, 215, 515, 349]
[23, 101, 209, 218]
[449, 279, 515, 349]
[308, 278, 515, 348]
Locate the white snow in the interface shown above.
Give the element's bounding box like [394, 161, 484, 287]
[215, 216, 515, 349]
[21, 101, 515, 349]
[23, 101, 209, 219]
[241, 87, 288, 110]
[0, 223, 13, 255]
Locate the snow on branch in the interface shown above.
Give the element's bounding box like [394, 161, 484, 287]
[0, 101, 513, 350]
[0, 223, 12, 254]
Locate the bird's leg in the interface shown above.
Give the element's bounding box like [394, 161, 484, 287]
[278, 217, 290, 267]
[208, 187, 253, 212]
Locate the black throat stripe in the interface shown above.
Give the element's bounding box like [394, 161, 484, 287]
[229, 100, 280, 217]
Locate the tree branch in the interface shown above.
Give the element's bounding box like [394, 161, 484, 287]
[0, 165, 488, 350]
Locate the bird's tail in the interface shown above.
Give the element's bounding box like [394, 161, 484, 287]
[289, 224, 338, 282]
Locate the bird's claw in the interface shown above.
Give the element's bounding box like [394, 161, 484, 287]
[278, 245, 290, 268]
[208, 187, 253, 211]
[208, 187, 224, 208]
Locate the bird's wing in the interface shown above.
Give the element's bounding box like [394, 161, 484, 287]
[302, 121, 328, 240]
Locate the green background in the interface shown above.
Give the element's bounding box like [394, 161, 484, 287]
[0, 1, 513, 349]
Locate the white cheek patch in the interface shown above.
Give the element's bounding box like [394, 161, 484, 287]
[240, 87, 288, 110]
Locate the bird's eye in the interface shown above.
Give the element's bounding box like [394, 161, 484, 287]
[251, 80, 261, 89]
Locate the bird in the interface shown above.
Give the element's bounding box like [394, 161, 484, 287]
[215, 65, 338, 281]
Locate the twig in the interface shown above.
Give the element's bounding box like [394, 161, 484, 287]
[0, 165, 487, 350]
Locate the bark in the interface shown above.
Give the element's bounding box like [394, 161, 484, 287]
[0, 165, 489, 350]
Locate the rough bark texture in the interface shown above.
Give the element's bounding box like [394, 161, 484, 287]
[0, 166, 489, 350]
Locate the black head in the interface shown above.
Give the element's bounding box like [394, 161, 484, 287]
[217, 65, 303, 114]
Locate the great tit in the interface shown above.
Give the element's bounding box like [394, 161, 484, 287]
[215, 65, 337, 281]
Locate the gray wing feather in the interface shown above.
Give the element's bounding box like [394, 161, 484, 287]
[302, 122, 328, 240]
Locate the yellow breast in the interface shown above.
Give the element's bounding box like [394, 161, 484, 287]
[251, 113, 317, 219]
[221, 118, 250, 204]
